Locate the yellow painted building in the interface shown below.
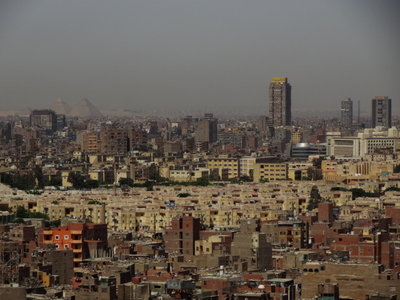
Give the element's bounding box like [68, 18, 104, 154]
[322, 159, 394, 182]
[254, 162, 288, 182]
[288, 162, 313, 180]
[207, 157, 239, 180]
[61, 171, 73, 188]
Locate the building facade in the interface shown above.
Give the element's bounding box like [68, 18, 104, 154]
[253, 162, 288, 182]
[164, 216, 200, 256]
[195, 114, 218, 144]
[372, 96, 392, 128]
[327, 127, 400, 158]
[39, 222, 108, 268]
[30, 109, 57, 133]
[340, 98, 353, 127]
[268, 77, 291, 127]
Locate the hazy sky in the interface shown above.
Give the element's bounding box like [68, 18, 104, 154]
[0, 0, 399, 116]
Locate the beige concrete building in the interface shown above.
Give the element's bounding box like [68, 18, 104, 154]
[322, 159, 394, 183]
[99, 129, 128, 155]
[207, 156, 239, 180]
[288, 161, 313, 180]
[8, 180, 399, 233]
[253, 162, 288, 182]
[301, 262, 400, 299]
[78, 131, 100, 153]
[328, 127, 400, 158]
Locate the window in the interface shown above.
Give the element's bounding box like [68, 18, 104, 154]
[64, 235, 69, 240]
[64, 244, 69, 249]
[55, 235, 60, 240]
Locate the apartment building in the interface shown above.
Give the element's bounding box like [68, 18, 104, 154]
[253, 162, 288, 182]
[38, 222, 108, 268]
[207, 156, 240, 180]
[327, 127, 400, 158]
[164, 216, 200, 256]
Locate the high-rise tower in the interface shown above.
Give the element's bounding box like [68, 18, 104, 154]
[195, 113, 218, 144]
[269, 77, 291, 126]
[30, 109, 57, 133]
[372, 97, 392, 128]
[340, 98, 353, 127]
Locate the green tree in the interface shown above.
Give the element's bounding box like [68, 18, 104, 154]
[0, 172, 13, 186]
[306, 167, 314, 180]
[119, 178, 134, 187]
[143, 180, 154, 191]
[239, 175, 252, 182]
[48, 176, 62, 186]
[88, 200, 103, 205]
[16, 206, 30, 218]
[67, 172, 99, 190]
[49, 219, 61, 227]
[177, 192, 191, 198]
[33, 165, 44, 189]
[15, 206, 49, 220]
[307, 185, 322, 211]
[331, 187, 348, 191]
[9, 173, 36, 190]
[12, 218, 25, 224]
[230, 177, 240, 184]
[385, 186, 400, 192]
[85, 180, 99, 189]
[67, 172, 85, 189]
[349, 188, 376, 200]
[195, 178, 209, 186]
[29, 212, 50, 220]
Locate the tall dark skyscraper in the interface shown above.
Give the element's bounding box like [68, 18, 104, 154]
[30, 109, 57, 133]
[372, 96, 392, 128]
[195, 113, 218, 144]
[268, 77, 291, 127]
[340, 98, 353, 127]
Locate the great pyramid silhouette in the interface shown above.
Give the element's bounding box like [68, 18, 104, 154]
[51, 97, 71, 115]
[70, 98, 103, 118]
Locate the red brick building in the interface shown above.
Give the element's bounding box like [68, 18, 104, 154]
[164, 216, 200, 256]
[330, 231, 394, 268]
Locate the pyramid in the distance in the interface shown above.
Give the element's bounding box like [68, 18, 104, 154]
[70, 98, 103, 118]
[51, 97, 71, 115]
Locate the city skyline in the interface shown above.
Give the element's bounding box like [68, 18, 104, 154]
[1, 1, 400, 298]
[0, 0, 399, 115]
